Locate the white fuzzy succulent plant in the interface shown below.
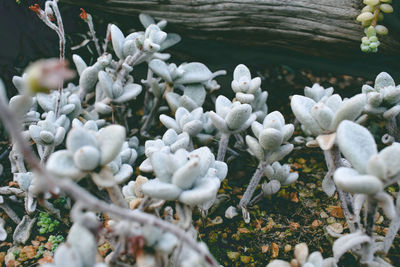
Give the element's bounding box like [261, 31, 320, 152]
[46, 124, 126, 185]
[140, 129, 190, 172]
[105, 137, 139, 184]
[239, 111, 295, 222]
[29, 111, 68, 147]
[36, 83, 82, 117]
[231, 64, 261, 103]
[255, 161, 299, 202]
[141, 224, 178, 255]
[141, 147, 227, 207]
[334, 120, 400, 195]
[98, 67, 142, 102]
[71, 118, 106, 132]
[122, 175, 148, 200]
[149, 59, 225, 112]
[209, 95, 256, 135]
[74, 54, 112, 94]
[265, 162, 299, 186]
[250, 88, 269, 122]
[110, 23, 167, 60]
[246, 111, 294, 162]
[329, 120, 400, 266]
[291, 87, 366, 137]
[107, 154, 134, 185]
[42, 221, 101, 267]
[8, 94, 40, 125]
[304, 83, 334, 102]
[160, 107, 205, 137]
[231, 64, 269, 122]
[13, 172, 38, 213]
[362, 72, 400, 114]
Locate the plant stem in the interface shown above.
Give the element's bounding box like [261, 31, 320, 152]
[40, 145, 54, 164]
[105, 185, 128, 208]
[386, 117, 400, 142]
[324, 145, 358, 231]
[238, 161, 268, 222]
[217, 133, 230, 161]
[143, 69, 154, 116]
[140, 97, 161, 137]
[361, 196, 378, 263]
[0, 203, 21, 224]
[86, 16, 102, 56]
[383, 213, 400, 253]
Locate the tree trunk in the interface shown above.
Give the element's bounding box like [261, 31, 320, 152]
[63, 0, 400, 58]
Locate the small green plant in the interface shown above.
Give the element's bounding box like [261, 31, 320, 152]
[357, 0, 393, 53]
[53, 197, 67, 208]
[35, 245, 45, 259]
[37, 212, 60, 234]
[48, 235, 65, 252]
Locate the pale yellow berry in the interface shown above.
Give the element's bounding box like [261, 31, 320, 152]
[364, 0, 379, 6]
[357, 12, 374, 22]
[361, 5, 374, 13]
[380, 4, 393, 13]
[375, 25, 389, 35]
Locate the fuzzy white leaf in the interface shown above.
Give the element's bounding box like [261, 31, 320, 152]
[333, 231, 370, 261]
[110, 24, 125, 59]
[98, 125, 126, 165]
[142, 179, 182, 200]
[334, 167, 383, 194]
[336, 121, 377, 174]
[47, 150, 85, 180]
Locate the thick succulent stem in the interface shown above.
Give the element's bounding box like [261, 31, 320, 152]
[361, 196, 378, 263]
[86, 16, 102, 56]
[40, 145, 54, 164]
[386, 117, 400, 142]
[102, 24, 111, 55]
[140, 97, 161, 137]
[217, 133, 230, 161]
[238, 161, 268, 222]
[105, 185, 128, 209]
[233, 133, 245, 149]
[143, 68, 154, 116]
[324, 145, 358, 231]
[384, 212, 400, 253]
[0, 203, 21, 224]
[9, 151, 26, 174]
[248, 191, 264, 206]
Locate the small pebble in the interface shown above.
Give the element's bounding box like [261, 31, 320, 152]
[227, 251, 240, 261]
[240, 256, 251, 263]
[320, 211, 329, 218]
[327, 223, 343, 234]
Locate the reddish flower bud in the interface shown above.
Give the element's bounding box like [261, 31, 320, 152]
[29, 4, 41, 15]
[79, 8, 88, 20]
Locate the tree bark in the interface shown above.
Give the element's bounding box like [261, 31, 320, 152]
[62, 0, 400, 58]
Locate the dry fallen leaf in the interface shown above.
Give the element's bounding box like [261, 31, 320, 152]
[311, 220, 322, 228]
[238, 228, 251, 234]
[271, 243, 279, 258]
[326, 206, 344, 218]
[289, 222, 300, 230]
[254, 219, 263, 230]
[290, 192, 299, 203]
[261, 245, 269, 253]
